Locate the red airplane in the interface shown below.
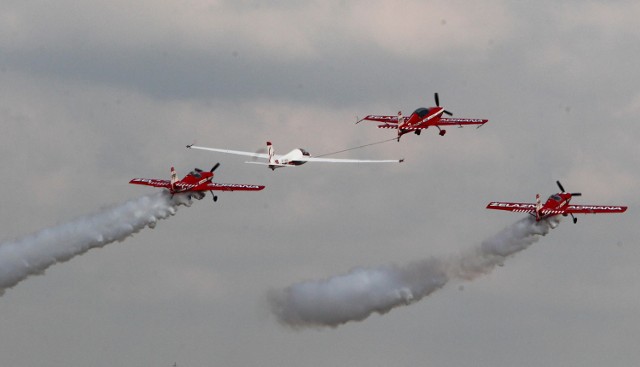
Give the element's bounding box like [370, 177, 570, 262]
[486, 181, 627, 223]
[357, 93, 488, 141]
[129, 163, 265, 201]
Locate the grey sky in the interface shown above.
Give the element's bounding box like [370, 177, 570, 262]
[1, 1, 638, 366]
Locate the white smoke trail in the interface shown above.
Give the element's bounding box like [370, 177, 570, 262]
[269, 216, 561, 328]
[0, 192, 194, 296]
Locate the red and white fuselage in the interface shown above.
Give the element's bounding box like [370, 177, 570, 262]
[265, 141, 312, 169]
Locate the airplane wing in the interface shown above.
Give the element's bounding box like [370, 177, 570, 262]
[201, 182, 266, 191]
[436, 118, 489, 127]
[376, 118, 488, 130]
[298, 157, 403, 163]
[563, 205, 628, 214]
[486, 202, 536, 213]
[187, 145, 270, 159]
[357, 115, 399, 124]
[129, 178, 171, 189]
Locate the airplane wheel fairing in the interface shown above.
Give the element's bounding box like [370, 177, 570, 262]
[439, 130, 447, 136]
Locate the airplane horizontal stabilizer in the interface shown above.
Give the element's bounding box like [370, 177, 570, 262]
[244, 161, 292, 167]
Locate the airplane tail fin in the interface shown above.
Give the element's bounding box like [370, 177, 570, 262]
[170, 166, 178, 191]
[535, 193, 541, 220]
[397, 112, 403, 141]
[267, 141, 275, 165]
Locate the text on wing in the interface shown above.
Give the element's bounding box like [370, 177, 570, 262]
[568, 205, 624, 210]
[213, 183, 262, 189]
[489, 202, 536, 208]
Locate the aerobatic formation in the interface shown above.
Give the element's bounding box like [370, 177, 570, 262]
[1, 92, 628, 331]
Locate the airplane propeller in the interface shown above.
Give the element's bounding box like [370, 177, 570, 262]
[434, 93, 453, 116]
[208, 163, 221, 202]
[556, 180, 582, 223]
[556, 180, 581, 197]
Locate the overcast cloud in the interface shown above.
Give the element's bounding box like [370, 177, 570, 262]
[1, 1, 639, 366]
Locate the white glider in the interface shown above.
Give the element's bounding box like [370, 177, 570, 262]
[187, 141, 403, 170]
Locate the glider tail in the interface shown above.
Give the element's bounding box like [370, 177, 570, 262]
[267, 141, 275, 165]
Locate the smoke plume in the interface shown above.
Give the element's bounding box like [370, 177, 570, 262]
[0, 192, 194, 296]
[269, 216, 560, 328]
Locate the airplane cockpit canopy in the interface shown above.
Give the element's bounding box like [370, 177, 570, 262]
[298, 148, 310, 156]
[189, 170, 202, 178]
[549, 194, 562, 202]
[413, 108, 430, 118]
